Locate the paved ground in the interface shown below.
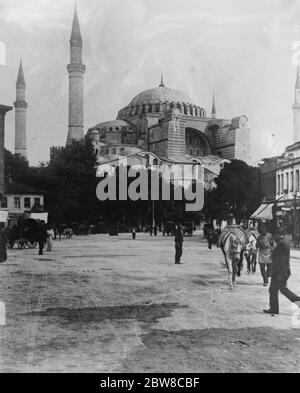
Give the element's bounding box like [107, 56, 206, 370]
[0, 232, 300, 373]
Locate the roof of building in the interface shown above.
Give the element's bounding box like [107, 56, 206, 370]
[70, 5, 82, 41]
[5, 183, 45, 195]
[128, 83, 194, 107]
[89, 120, 132, 130]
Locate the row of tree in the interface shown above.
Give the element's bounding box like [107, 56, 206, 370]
[4, 139, 261, 226]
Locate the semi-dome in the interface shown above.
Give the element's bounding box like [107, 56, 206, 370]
[128, 86, 194, 107]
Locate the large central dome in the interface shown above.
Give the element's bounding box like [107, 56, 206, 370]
[117, 76, 206, 120]
[129, 85, 194, 107]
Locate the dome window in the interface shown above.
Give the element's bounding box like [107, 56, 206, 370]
[115, 127, 119, 131]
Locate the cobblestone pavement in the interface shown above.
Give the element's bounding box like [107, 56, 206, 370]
[0, 232, 299, 373]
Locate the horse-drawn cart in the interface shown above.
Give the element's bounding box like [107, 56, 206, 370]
[6, 219, 39, 249]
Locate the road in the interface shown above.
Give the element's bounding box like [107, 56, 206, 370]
[0, 232, 299, 373]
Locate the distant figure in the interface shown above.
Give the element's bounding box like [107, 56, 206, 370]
[256, 228, 275, 286]
[37, 222, 48, 255]
[132, 228, 136, 240]
[46, 225, 55, 252]
[0, 225, 7, 263]
[175, 223, 184, 264]
[149, 226, 153, 236]
[154, 225, 158, 236]
[264, 231, 300, 315]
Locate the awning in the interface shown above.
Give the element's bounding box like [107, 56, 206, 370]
[250, 203, 274, 222]
[28, 212, 48, 223]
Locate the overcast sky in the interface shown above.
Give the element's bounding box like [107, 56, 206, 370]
[1, 0, 300, 165]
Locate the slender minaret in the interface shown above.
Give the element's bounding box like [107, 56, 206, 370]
[14, 60, 28, 160]
[159, 73, 165, 87]
[66, 5, 85, 145]
[293, 64, 300, 143]
[211, 90, 217, 119]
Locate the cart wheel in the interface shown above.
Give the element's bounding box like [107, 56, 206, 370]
[18, 239, 27, 249]
[27, 241, 37, 249]
[7, 241, 15, 249]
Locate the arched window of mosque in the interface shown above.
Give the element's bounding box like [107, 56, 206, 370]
[183, 105, 187, 115]
[95, 149, 98, 155]
[197, 150, 200, 156]
[153, 158, 158, 166]
[155, 104, 160, 113]
[109, 127, 113, 131]
[188, 135, 193, 145]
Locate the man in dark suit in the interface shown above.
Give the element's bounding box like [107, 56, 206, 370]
[264, 231, 300, 315]
[175, 223, 184, 264]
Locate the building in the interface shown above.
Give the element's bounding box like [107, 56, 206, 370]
[0, 105, 12, 199]
[1, 182, 45, 224]
[257, 64, 300, 239]
[65, 6, 251, 183]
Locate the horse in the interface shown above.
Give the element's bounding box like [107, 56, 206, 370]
[244, 229, 259, 274]
[218, 226, 248, 290]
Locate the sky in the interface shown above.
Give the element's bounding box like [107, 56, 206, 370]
[1, 0, 300, 165]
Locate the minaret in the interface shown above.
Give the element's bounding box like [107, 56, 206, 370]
[66, 5, 86, 145]
[211, 90, 217, 119]
[14, 60, 28, 160]
[293, 64, 300, 143]
[159, 73, 165, 87]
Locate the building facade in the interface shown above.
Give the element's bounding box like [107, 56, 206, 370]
[66, 7, 251, 182]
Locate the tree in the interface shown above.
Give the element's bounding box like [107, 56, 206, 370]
[204, 160, 261, 223]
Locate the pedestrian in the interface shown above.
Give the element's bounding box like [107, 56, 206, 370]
[149, 226, 153, 236]
[46, 225, 55, 252]
[0, 224, 7, 264]
[132, 227, 136, 240]
[154, 225, 158, 236]
[263, 230, 300, 315]
[37, 221, 48, 256]
[175, 223, 184, 264]
[256, 227, 275, 286]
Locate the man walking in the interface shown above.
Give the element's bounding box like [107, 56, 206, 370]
[175, 223, 184, 264]
[256, 227, 275, 286]
[264, 231, 300, 315]
[37, 222, 48, 256]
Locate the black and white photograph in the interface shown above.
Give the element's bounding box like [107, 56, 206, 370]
[0, 0, 300, 376]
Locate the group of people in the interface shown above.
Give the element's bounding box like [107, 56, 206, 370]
[255, 227, 300, 315]
[174, 222, 300, 316]
[36, 222, 55, 255]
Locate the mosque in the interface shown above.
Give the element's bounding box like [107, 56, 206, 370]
[11, 7, 251, 191]
[65, 7, 251, 188]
